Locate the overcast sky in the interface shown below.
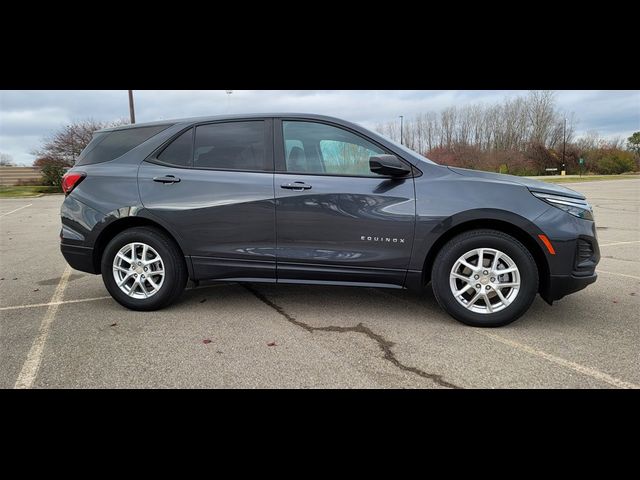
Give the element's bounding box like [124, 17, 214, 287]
[1, 90, 638, 165]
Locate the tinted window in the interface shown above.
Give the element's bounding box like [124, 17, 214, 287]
[194, 121, 267, 171]
[285, 139, 304, 159]
[76, 125, 170, 166]
[282, 121, 386, 176]
[157, 128, 193, 167]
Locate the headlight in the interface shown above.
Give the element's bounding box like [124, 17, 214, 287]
[532, 192, 594, 220]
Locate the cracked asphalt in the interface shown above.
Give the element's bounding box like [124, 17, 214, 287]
[1, 179, 639, 388]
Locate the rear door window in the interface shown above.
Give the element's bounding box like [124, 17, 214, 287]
[193, 121, 268, 171]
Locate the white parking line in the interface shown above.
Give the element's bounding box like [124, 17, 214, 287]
[14, 266, 71, 389]
[376, 289, 639, 388]
[0, 296, 112, 312]
[0, 203, 32, 217]
[479, 331, 639, 389]
[597, 270, 640, 280]
[599, 240, 640, 247]
[0, 283, 231, 312]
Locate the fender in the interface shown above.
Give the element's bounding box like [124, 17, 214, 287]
[406, 208, 550, 291]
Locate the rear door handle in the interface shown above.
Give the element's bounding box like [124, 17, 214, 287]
[153, 175, 181, 184]
[281, 182, 312, 190]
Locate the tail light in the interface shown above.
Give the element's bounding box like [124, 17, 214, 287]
[61, 172, 86, 196]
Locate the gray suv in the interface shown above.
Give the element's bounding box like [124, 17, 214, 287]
[60, 114, 599, 327]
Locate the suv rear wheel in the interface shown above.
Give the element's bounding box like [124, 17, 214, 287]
[431, 229, 538, 327]
[101, 226, 187, 311]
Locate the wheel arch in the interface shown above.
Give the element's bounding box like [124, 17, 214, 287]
[92, 215, 189, 276]
[420, 216, 550, 297]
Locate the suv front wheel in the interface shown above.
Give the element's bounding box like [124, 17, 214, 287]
[431, 229, 538, 327]
[101, 226, 187, 311]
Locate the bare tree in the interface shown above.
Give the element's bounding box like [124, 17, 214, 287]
[456, 105, 472, 147]
[372, 90, 626, 175]
[0, 152, 15, 166]
[33, 118, 128, 167]
[575, 130, 603, 151]
[440, 107, 456, 149]
[526, 90, 557, 146]
[607, 136, 626, 149]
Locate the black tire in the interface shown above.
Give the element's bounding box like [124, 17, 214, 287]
[431, 229, 538, 327]
[101, 226, 187, 311]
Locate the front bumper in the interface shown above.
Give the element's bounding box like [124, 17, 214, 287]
[61, 243, 97, 274]
[542, 273, 597, 303]
[534, 206, 600, 303]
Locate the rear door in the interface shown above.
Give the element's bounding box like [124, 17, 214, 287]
[138, 119, 276, 281]
[274, 119, 416, 286]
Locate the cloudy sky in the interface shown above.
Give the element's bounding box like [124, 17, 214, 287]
[1, 90, 638, 165]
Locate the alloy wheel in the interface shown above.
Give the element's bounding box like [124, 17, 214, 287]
[112, 242, 165, 299]
[449, 248, 520, 314]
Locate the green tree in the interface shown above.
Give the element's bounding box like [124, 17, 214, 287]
[34, 156, 68, 188]
[41, 164, 67, 187]
[586, 148, 636, 174]
[627, 132, 640, 155]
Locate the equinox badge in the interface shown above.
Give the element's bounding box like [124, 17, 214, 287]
[361, 236, 405, 243]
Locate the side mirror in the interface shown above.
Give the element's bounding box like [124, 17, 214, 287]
[369, 154, 411, 177]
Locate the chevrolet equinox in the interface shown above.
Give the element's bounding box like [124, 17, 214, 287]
[60, 114, 599, 327]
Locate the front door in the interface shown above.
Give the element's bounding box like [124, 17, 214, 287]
[138, 119, 276, 281]
[274, 119, 416, 287]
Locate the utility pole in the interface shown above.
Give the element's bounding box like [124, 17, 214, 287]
[69, 124, 75, 165]
[226, 90, 233, 112]
[562, 117, 566, 173]
[399, 115, 404, 145]
[128, 90, 136, 124]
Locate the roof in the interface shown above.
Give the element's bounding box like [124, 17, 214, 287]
[97, 113, 353, 132]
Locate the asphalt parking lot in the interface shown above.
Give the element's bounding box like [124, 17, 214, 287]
[1, 180, 639, 388]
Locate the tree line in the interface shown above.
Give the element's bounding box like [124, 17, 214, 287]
[375, 91, 639, 175]
[14, 92, 639, 189]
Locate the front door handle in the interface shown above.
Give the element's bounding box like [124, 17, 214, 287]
[281, 182, 312, 191]
[153, 175, 181, 184]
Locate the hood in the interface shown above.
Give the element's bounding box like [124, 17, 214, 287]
[447, 167, 585, 199]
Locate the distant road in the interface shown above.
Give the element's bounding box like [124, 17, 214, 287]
[526, 174, 640, 184]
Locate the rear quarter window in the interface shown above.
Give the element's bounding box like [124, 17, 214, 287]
[75, 125, 170, 166]
[156, 128, 194, 167]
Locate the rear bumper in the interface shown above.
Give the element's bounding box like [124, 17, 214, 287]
[542, 273, 597, 304]
[61, 243, 97, 274]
